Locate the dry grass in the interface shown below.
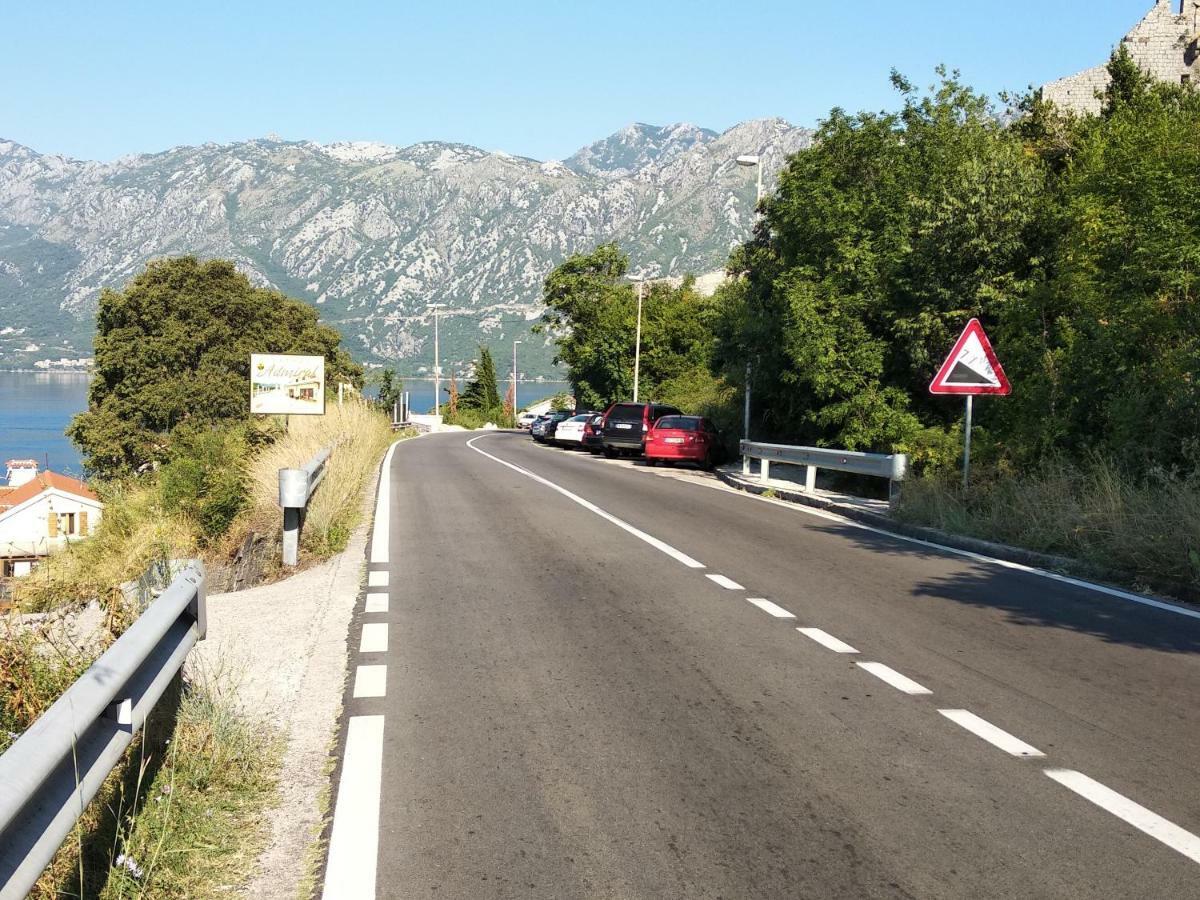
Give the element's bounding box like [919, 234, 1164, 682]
[895, 457, 1200, 599]
[11, 482, 199, 618]
[244, 398, 396, 556]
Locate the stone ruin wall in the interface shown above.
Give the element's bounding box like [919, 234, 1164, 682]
[1042, 0, 1200, 114]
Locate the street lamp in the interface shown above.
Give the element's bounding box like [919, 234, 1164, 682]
[736, 154, 763, 207]
[427, 303, 446, 416]
[512, 339, 521, 424]
[630, 276, 645, 403]
[736, 154, 763, 444]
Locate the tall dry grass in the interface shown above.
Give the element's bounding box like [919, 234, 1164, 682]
[244, 398, 395, 555]
[895, 457, 1200, 598]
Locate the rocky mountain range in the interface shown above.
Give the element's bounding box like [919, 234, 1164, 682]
[0, 119, 811, 376]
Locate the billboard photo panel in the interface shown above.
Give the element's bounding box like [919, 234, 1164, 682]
[250, 353, 326, 415]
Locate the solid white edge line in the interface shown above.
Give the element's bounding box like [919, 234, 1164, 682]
[352, 664, 387, 698]
[368, 571, 389, 587]
[796, 627, 859, 653]
[1044, 768, 1200, 866]
[364, 593, 389, 613]
[370, 440, 402, 565]
[746, 597, 796, 618]
[698, 473, 1200, 622]
[856, 661, 933, 695]
[322, 715, 385, 899]
[359, 622, 389, 654]
[938, 708, 1044, 758]
[466, 435, 706, 569]
[706, 573, 745, 591]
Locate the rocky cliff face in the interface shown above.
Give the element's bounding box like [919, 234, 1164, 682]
[0, 119, 810, 373]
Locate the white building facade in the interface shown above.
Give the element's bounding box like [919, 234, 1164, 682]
[0, 464, 102, 577]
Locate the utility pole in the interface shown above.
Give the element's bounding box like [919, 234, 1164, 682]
[428, 303, 445, 416]
[735, 154, 763, 444]
[512, 339, 521, 425]
[632, 278, 644, 402]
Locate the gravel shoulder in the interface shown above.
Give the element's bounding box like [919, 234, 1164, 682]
[188, 458, 380, 899]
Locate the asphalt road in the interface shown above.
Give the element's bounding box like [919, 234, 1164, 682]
[324, 431, 1200, 899]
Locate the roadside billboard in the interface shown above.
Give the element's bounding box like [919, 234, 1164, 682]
[250, 353, 326, 415]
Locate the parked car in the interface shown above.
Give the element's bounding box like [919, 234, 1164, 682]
[517, 411, 539, 430]
[530, 415, 553, 440]
[581, 414, 606, 454]
[644, 415, 726, 469]
[533, 409, 574, 442]
[552, 413, 594, 447]
[599, 402, 683, 457]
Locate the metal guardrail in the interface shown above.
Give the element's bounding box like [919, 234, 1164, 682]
[0, 561, 206, 899]
[740, 440, 907, 497]
[278, 446, 332, 567]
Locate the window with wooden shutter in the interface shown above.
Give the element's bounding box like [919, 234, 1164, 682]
[79, 511, 89, 536]
[48, 512, 58, 538]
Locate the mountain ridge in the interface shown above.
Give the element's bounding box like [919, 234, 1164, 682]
[0, 118, 811, 375]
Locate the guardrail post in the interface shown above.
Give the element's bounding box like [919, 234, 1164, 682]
[742, 453, 751, 477]
[279, 468, 308, 567]
[760, 459, 770, 484]
[804, 465, 817, 493]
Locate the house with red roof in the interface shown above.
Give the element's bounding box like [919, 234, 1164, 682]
[0, 460, 103, 577]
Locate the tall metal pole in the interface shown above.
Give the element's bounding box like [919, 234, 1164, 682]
[633, 280, 644, 402]
[433, 307, 441, 417]
[512, 339, 521, 424]
[962, 395, 973, 491]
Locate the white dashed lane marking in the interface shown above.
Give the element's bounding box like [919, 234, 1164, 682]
[797, 627, 859, 654]
[746, 597, 795, 618]
[1045, 769, 1200, 866]
[323, 715, 385, 899]
[359, 623, 389, 654]
[706, 573, 744, 591]
[368, 571, 389, 587]
[353, 664, 387, 699]
[857, 662, 933, 695]
[365, 592, 389, 613]
[939, 709, 1044, 758]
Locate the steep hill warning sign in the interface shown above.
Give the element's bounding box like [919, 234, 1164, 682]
[929, 319, 1010, 395]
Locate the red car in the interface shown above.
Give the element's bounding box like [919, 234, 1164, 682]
[644, 415, 725, 469]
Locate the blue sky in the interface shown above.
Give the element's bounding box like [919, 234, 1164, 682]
[2, 1, 1145, 161]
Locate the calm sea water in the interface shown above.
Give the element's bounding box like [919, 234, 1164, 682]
[0, 373, 90, 477]
[0, 374, 572, 480]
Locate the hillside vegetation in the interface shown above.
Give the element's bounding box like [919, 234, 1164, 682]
[543, 53, 1200, 598]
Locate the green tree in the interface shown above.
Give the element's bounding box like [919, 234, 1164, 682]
[375, 368, 402, 417]
[69, 256, 362, 477]
[461, 346, 501, 413]
[537, 243, 635, 410]
[718, 68, 1045, 453]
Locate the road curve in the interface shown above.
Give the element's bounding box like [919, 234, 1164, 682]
[324, 431, 1200, 899]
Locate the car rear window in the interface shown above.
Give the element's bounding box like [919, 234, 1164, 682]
[607, 403, 646, 422]
[567, 414, 590, 422]
[655, 416, 700, 431]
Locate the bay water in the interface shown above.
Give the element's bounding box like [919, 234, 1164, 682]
[0, 374, 572, 481]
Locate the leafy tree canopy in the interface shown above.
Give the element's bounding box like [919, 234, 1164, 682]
[69, 256, 362, 476]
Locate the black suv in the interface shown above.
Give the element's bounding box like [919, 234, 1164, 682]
[599, 401, 683, 457]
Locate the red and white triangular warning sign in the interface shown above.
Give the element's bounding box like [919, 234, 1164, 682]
[930, 319, 1010, 395]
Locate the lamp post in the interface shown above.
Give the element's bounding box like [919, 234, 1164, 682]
[427, 303, 445, 416]
[736, 154, 763, 206]
[736, 154, 763, 443]
[631, 277, 645, 403]
[512, 339, 521, 424]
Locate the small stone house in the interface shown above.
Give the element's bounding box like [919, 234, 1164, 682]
[0, 461, 102, 577]
[1042, 1, 1200, 114]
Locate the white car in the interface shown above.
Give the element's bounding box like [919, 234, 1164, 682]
[517, 411, 539, 430]
[552, 413, 592, 446]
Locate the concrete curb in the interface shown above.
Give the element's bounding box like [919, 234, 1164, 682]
[715, 468, 1082, 574]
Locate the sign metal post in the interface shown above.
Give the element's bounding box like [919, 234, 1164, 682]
[929, 319, 1010, 491]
